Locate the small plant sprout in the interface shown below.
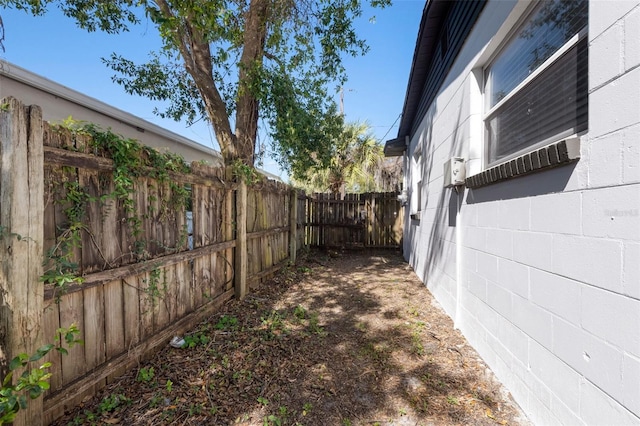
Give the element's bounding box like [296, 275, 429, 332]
[293, 305, 307, 320]
[136, 367, 155, 383]
[183, 332, 210, 348]
[447, 396, 460, 405]
[215, 315, 239, 331]
[302, 402, 312, 416]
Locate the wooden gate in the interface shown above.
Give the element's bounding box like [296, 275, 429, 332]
[305, 192, 403, 248]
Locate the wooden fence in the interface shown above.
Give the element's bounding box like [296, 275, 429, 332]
[305, 192, 403, 248]
[0, 98, 403, 425]
[0, 98, 298, 425]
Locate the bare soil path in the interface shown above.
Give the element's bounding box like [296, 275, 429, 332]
[54, 250, 528, 426]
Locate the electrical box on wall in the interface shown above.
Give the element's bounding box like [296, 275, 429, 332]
[443, 157, 466, 188]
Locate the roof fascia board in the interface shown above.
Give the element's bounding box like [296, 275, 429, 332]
[396, 0, 450, 139]
[396, 0, 486, 140]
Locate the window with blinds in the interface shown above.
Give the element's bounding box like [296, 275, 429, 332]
[484, 0, 588, 166]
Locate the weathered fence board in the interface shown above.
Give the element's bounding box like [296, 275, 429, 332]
[306, 192, 403, 248]
[103, 279, 124, 359]
[42, 300, 62, 394]
[0, 98, 403, 426]
[0, 99, 46, 426]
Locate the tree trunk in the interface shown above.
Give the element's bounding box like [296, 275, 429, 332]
[155, 0, 238, 165]
[156, 0, 270, 168]
[235, 0, 269, 166]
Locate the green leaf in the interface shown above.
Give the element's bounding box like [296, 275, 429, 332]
[8, 354, 27, 371]
[0, 411, 17, 424]
[2, 372, 13, 387]
[17, 395, 27, 409]
[29, 344, 54, 362]
[29, 386, 43, 400]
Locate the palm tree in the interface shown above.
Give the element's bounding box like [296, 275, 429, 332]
[293, 122, 384, 195]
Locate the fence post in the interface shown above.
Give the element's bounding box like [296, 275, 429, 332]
[364, 193, 372, 247]
[234, 180, 247, 299]
[289, 189, 297, 263]
[0, 97, 45, 425]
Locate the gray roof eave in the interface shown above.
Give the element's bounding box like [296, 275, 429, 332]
[395, 0, 449, 140]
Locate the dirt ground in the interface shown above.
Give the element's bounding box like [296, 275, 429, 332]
[53, 249, 529, 426]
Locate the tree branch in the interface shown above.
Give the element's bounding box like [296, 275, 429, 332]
[155, 0, 236, 161]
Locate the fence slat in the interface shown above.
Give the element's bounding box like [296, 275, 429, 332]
[123, 276, 140, 350]
[2, 98, 403, 425]
[60, 291, 86, 385]
[83, 285, 106, 394]
[154, 268, 171, 330]
[139, 271, 153, 340]
[0, 99, 45, 425]
[104, 280, 125, 361]
[304, 192, 402, 249]
[42, 300, 62, 395]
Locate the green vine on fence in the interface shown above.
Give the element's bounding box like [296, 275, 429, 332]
[42, 180, 92, 292]
[232, 159, 261, 185]
[43, 119, 193, 296]
[144, 267, 168, 306]
[0, 226, 32, 243]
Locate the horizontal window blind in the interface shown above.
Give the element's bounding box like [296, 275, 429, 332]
[487, 38, 588, 163]
[484, 0, 588, 165]
[486, 0, 588, 109]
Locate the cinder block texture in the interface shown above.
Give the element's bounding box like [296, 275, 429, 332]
[552, 235, 623, 292]
[589, 67, 640, 138]
[529, 341, 582, 412]
[530, 269, 580, 324]
[624, 242, 640, 298]
[589, 0, 638, 37]
[581, 286, 640, 356]
[580, 380, 640, 425]
[590, 22, 624, 88]
[582, 184, 640, 240]
[530, 192, 581, 235]
[623, 124, 640, 183]
[625, 7, 640, 71]
[623, 354, 640, 416]
[513, 231, 553, 271]
[588, 131, 623, 187]
[512, 296, 553, 350]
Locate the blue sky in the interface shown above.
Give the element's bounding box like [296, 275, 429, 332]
[0, 1, 423, 178]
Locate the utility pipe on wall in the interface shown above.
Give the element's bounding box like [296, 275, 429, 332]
[454, 186, 464, 329]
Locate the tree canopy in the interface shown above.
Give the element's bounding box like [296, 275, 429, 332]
[291, 121, 385, 194]
[1, 0, 390, 176]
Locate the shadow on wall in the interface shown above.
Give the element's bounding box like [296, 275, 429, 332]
[406, 94, 467, 292]
[466, 162, 578, 204]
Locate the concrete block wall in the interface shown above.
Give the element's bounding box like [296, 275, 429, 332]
[404, 1, 640, 424]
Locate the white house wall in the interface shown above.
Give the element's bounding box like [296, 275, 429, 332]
[404, 1, 640, 424]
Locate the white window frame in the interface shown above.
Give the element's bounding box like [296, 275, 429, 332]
[481, 0, 588, 169]
[411, 145, 423, 217]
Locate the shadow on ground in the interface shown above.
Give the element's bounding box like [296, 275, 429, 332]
[52, 249, 526, 426]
